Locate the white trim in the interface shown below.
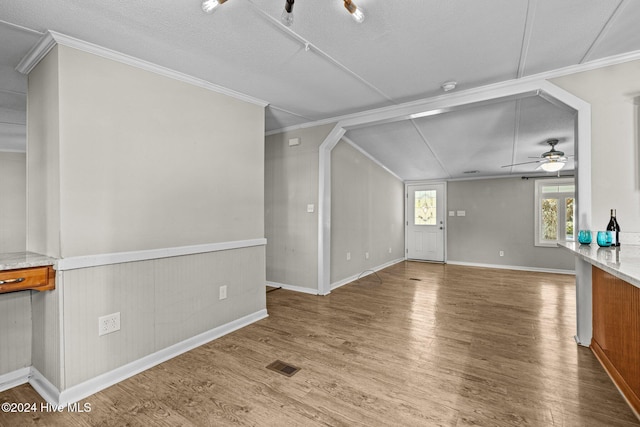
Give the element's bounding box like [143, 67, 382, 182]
[0, 367, 31, 392]
[0, 19, 44, 36]
[266, 281, 319, 295]
[267, 48, 640, 136]
[317, 124, 346, 296]
[29, 368, 61, 407]
[316, 79, 592, 347]
[16, 31, 269, 108]
[446, 260, 575, 276]
[28, 309, 268, 407]
[534, 177, 575, 247]
[404, 181, 447, 263]
[0, 148, 28, 154]
[15, 32, 57, 74]
[330, 258, 405, 291]
[55, 238, 267, 271]
[341, 136, 404, 182]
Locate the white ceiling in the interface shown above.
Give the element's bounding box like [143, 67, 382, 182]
[1, 0, 639, 179]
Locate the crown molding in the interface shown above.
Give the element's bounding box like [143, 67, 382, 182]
[15, 31, 57, 75]
[265, 48, 640, 136]
[341, 136, 404, 182]
[15, 31, 269, 108]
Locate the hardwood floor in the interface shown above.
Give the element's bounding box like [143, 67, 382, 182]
[1, 262, 638, 426]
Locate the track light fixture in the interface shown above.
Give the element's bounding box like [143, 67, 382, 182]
[201, 0, 227, 14]
[343, 0, 365, 23]
[281, 0, 295, 27]
[201, 0, 365, 25]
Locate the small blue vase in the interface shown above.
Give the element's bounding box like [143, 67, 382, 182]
[596, 231, 612, 247]
[578, 230, 592, 245]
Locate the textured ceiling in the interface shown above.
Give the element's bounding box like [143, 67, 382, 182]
[0, 0, 639, 179]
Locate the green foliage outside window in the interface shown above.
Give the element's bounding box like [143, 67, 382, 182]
[542, 199, 558, 240]
[566, 198, 574, 238]
[541, 197, 574, 241]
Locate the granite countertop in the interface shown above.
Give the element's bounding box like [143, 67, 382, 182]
[558, 241, 640, 289]
[0, 251, 57, 271]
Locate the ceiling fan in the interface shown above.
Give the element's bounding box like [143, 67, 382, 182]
[502, 139, 571, 172]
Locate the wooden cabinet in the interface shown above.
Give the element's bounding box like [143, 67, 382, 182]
[0, 266, 55, 294]
[592, 266, 640, 415]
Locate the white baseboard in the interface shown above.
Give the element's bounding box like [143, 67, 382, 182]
[266, 281, 319, 295]
[446, 260, 575, 275]
[29, 368, 61, 407]
[22, 309, 268, 407]
[331, 258, 405, 291]
[0, 367, 30, 393]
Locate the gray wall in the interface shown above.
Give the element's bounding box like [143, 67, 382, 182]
[61, 247, 264, 388]
[55, 45, 264, 257]
[447, 177, 575, 271]
[264, 124, 334, 292]
[330, 141, 404, 284]
[0, 150, 29, 378]
[0, 292, 31, 377]
[0, 152, 26, 253]
[23, 43, 267, 392]
[26, 45, 61, 257]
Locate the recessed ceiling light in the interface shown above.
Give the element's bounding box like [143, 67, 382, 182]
[441, 81, 457, 92]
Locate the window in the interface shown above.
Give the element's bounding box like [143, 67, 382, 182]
[414, 190, 436, 225]
[535, 178, 575, 247]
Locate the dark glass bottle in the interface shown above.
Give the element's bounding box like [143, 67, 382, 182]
[607, 209, 620, 246]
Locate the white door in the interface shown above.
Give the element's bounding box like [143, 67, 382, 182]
[406, 183, 445, 262]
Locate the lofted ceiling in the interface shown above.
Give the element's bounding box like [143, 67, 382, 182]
[1, 0, 639, 180]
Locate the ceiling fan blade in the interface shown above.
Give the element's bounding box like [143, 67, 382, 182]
[501, 160, 542, 168]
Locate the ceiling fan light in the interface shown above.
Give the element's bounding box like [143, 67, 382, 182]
[344, 0, 365, 23]
[202, 0, 226, 14]
[540, 161, 565, 172]
[281, 0, 294, 26]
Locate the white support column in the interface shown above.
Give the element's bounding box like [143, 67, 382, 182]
[317, 79, 592, 348]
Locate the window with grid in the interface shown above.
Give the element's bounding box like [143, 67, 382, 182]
[534, 178, 575, 247]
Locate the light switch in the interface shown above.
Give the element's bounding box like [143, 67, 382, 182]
[449, 211, 455, 216]
[288, 137, 301, 147]
[307, 204, 315, 213]
[457, 210, 466, 216]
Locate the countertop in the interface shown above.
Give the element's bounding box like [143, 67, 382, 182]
[558, 241, 640, 289]
[0, 251, 57, 271]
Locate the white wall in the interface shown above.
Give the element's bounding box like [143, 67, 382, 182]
[0, 292, 31, 377]
[55, 46, 264, 257]
[264, 124, 334, 292]
[447, 177, 575, 271]
[26, 46, 60, 257]
[552, 59, 640, 237]
[330, 141, 404, 284]
[61, 247, 264, 388]
[24, 43, 267, 395]
[0, 152, 26, 253]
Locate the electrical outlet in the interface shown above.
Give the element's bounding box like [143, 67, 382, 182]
[98, 312, 120, 336]
[346, 252, 351, 261]
[499, 250, 504, 257]
[365, 252, 370, 259]
[219, 285, 227, 300]
[388, 247, 392, 254]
